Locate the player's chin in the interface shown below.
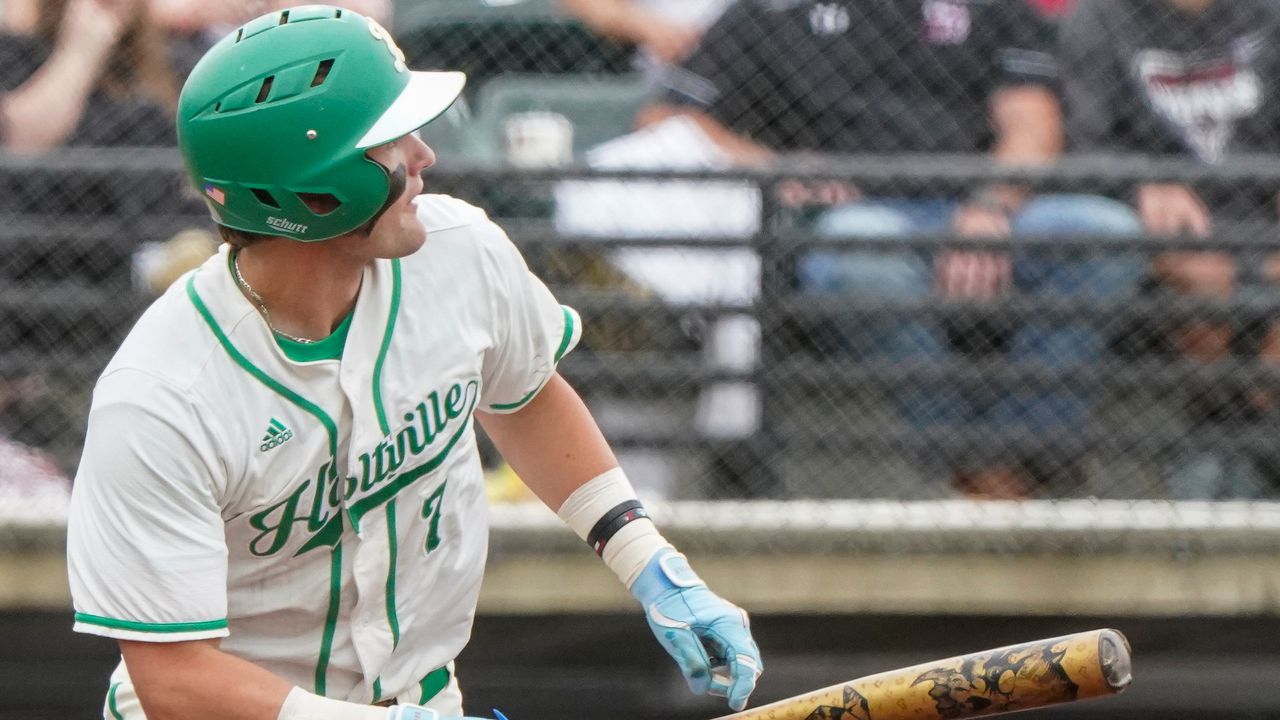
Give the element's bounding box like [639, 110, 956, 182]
[392, 215, 429, 255]
[365, 204, 427, 257]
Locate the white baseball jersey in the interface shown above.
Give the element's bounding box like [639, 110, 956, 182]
[67, 195, 581, 713]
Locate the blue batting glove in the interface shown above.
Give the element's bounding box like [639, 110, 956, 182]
[629, 548, 763, 711]
[387, 708, 502, 720]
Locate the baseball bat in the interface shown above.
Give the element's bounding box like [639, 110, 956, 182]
[714, 628, 1131, 720]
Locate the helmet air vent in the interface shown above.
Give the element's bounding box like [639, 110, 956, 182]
[334, 9, 343, 18]
[251, 188, 281, 208]
[255, 76, 275, 103]
[298, 192, 342, 216]
[311, 59, 335, 88]
[235, 28, 244, 43]
[278, 10, 291, 25]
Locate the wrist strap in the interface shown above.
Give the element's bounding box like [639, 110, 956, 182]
[586, 500, 650, 556]
[556, 468, 669, 587]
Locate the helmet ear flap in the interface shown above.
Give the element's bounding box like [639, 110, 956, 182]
[284, 153, 392, 238]
[357, 161, 408, 235]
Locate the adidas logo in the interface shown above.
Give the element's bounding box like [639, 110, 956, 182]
[259, 418, 294, 452]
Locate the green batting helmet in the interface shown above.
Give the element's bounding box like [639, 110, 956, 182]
[177, 5, 465, 241]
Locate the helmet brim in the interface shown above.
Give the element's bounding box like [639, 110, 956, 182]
[356, 70, 467, 149]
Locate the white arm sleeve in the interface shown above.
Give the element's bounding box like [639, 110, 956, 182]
[68, 379, 230, 642]
[475, 219, 582, 413]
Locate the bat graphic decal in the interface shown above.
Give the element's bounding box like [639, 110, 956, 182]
[803, 686, 872, 720]
[910, 640, 1080, 719]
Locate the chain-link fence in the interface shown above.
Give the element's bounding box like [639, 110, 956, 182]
[3, 0, 1280, 535]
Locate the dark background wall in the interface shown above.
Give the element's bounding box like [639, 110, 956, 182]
[7, 612, 1279, 720]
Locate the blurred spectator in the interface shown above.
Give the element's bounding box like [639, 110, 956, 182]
[0, 376, 71, 499]
[150, 0, 390, 38]
[557, 0, 733, 74]
[133, 227, 219, 295]
[1027, 0, 1075, 20]
[643, 0, 1142, 498]
[147, 0, 256, 35]
[152, 0, 391, 77]
[1061, 0, 1280, 498]
[0, 0, 178, 152]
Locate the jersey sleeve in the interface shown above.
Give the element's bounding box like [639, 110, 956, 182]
[68, 375, 230, 642]
[474, 220, 582, 414]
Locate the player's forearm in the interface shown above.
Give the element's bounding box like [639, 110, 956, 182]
[481, 378, 762, 707]
[119, 639, 402, 720]
[476, 373, 618, 511]
[119, 639, 294, 720]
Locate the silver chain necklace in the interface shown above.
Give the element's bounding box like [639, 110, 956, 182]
[231, 252, 318, 344]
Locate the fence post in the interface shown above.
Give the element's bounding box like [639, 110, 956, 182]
[716, 176, 791, 498]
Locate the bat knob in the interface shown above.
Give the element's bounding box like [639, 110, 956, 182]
[1098, 629, 1133, 692]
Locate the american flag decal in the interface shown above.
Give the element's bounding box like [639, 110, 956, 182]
[204, 184, 226, 205]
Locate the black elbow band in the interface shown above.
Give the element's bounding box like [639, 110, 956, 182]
[586, 500, 649, 556]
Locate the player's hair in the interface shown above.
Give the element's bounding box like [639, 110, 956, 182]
[216, 225, 274, 250]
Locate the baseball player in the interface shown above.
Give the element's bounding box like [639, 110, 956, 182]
[65, 6, 762, 720]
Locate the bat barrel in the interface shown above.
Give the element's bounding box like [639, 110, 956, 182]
[1097, 628, 1133, 693]
[717, 628, 1132, 720]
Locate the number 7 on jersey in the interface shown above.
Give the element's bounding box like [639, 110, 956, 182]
[421, 481, 447, 553]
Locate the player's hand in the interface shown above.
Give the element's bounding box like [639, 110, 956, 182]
[386, 706, 508, 720]
[629, 548, 763, 711]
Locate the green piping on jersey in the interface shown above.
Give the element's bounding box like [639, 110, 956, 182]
[553, 305, 576, 363]
[489, 382, 545, 412]
[385, 500, 401, 648]
[370, 259, 403, 648]
[419, 666, 450, 704]
[107, 682, 125, 720]
[316, 543, 343, 696]
[372, 678, 383, 704]
[76, 613, 228, 633]
[371, 258, 403, 434]
[186, 275, 340, 459]
[490, 305, 577, 412]
[275, 308, 354, 362]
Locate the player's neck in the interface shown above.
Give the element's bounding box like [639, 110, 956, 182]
[234, 241, 366, 342]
